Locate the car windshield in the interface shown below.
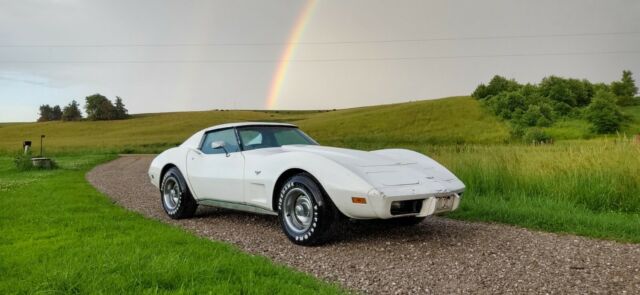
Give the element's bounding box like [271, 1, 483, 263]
[237, 126, 317, 151]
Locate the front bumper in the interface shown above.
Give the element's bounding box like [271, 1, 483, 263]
[370, 191, 462, 219]
[331, 186, 463, 219]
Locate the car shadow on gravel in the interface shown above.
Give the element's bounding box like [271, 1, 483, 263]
[191, 206, 479, 246]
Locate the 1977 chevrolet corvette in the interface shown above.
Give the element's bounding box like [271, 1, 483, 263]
[148, 122, 465, 245]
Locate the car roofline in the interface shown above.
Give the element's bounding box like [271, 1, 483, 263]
[201, 122, 297, 133]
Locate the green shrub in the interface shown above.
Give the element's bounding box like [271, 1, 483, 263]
[474, 71, 637, 132]
[509, 124, 526, 139]
[585, 90, 625, 134]
[13, 151, 58, 171]
[611, 70, 638, 106]
[472, 75, 521, 99]
[523, 128, 553, 144]
[14, 152, 33, 171]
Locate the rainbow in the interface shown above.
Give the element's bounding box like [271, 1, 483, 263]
[265, 0, 317, 109]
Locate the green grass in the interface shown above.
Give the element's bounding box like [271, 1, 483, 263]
[622, 104, 640, 134]
[427, 140, 640, 243]
[0, 155, 342, 294]
[298, 97, 509, 148]
[543, 119, 594, 140]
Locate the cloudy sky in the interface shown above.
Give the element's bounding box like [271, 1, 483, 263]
[1, 0, 639, 122]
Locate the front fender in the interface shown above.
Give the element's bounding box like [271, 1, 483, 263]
[148, 147, 190, 190]
[243, 151, 378, 218]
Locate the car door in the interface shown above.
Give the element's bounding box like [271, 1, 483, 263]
[186, 128, 244, 203]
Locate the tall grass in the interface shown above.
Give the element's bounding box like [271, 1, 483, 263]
[431, 139, 640, 213]
[417, 138, 640, 242]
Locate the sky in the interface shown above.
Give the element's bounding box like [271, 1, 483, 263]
[1, 0, 639, 122]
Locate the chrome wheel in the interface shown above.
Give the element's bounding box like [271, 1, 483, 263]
[162, 177, 180, 211]
[283, 188, 314, 234]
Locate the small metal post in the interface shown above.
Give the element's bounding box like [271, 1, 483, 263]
[40, 135, 45, 157]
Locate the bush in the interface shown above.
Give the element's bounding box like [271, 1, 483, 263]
[14, 152, 33, 171]
[485, 91, 526, 119]
[14, 151, 58, 171]
[473, 71, 636, 132]
[515, 104, 553, 127]
[611, 70, 638, 106]
[62, 100, 83, 121]
[472, 75, 521, 99]
[523, 128, 553, 144]
[584, 90, 625, 134]
[509, 124, 526, 139]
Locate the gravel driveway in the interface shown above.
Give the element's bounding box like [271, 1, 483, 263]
[87, 155, 640, 294]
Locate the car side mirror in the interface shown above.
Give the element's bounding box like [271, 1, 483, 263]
[211, 141, 230, 157]
[211, 141, 225, 149]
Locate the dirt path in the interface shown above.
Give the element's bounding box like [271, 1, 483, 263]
[86, 155, 640, 294]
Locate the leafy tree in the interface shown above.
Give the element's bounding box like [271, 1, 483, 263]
[37, 104, 53, 122]
[584, 90, 625, 133]
[512, 103, 553, 127]
[51, 105, 62, 120]
[37, 104, 62, 121]
[485, 91, 526, 119]
[62, 100, 83, 121]
[471, 84, 489, 99]
[567, 78, 593, 107]
[85, 94, 115, 121]
[611, 70, 638, 106]
[473, 71, 635, 136]
[472, 75, 521, 99]
[539, 76, 577, 107]
[112, 96, 129, 119]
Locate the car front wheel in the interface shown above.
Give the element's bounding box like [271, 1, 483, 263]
[278, 173, 337, 246]
[161, 167, 197, 219]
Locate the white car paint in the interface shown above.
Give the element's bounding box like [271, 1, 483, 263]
[148, 122, 465, 219]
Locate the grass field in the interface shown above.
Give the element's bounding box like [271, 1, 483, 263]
[0, 97, 508, 154]
[1, 95, 639, 292]
[0, 155, 342, 294]
[427, 139, 640, 242]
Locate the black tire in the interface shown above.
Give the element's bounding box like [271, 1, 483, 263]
[277, 173, 337, 246]
[389, 216, 426, 226]
[160, 167, 197, 219]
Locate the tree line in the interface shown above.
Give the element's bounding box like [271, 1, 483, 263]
[37, 94, 129, 122]
[472, 70, 638, 141]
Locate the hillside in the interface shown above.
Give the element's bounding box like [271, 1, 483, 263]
[0, 96, 509, 154]
[2, 95, 638, 154]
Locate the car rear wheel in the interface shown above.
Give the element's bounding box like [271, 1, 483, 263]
[161, 167, 197, 219]
[278, 173, 337, 246]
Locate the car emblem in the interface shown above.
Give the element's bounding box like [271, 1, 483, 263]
[255, 170, 261, 175]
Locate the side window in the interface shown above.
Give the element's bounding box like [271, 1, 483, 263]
[200, 129, 240, 155]
[274, 129, 305, 145]
[239, 130, 263, 148]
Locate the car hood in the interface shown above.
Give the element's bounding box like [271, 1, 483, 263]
[281, 145, 461, 191]
[282, 145, 405, 167]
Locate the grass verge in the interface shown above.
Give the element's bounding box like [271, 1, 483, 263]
[429, 140, 640, 243]
[0, 155, 342, 294]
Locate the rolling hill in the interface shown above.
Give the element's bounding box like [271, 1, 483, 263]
[0, 96, 509, 153]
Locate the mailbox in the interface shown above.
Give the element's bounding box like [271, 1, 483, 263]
[23, 140, 32, 154]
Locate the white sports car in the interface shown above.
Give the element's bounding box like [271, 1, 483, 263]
[148, 122, 465, 245]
